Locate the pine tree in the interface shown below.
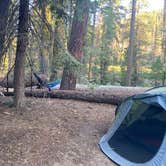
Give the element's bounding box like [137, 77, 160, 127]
[60, 0, 90, 90]
[126, 0, 137, 86]
[13, 0, 29, 109]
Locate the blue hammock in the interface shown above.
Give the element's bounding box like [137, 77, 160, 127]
[47, 80, 61, 89]
[33, 73, 61, 91]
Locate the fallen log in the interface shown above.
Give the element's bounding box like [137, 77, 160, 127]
[3, 87, 146, 105]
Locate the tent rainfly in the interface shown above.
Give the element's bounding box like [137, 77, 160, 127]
[99, 86, 166, 166]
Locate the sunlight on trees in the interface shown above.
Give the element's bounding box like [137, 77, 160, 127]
[0, 0, 165, 103]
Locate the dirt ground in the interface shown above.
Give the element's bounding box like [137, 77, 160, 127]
[0, 97, 117, 166]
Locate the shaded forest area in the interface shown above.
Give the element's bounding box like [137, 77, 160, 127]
[0, 0, 166, 108]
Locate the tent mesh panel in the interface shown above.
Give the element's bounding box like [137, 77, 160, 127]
[109, 101, 166, 163]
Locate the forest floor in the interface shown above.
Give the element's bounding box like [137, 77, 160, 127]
[0, 96, 117, 166]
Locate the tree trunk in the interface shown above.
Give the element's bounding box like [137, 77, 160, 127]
[100, 51, 108, 85]
[50, 16, 65, 81]
[13, 0, 29, 109]
[50, 0, 66, 81]
[38, 0, 48, 75]
[132, 46, 138, 86]
[88, 2, 96, 80]
[162, 0, 166, 85]
[153, 15, 159, 86]
[132, 1, 142, 86]
[152, 15, 158, 55]
[0, 0, 11, 63]
[67, 0, 73, 37]
[39, 51, 48, 75]
[60, 0, 90, 90]
[125, 0, 137, 86]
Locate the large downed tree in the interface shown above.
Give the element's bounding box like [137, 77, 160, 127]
[3, 87, 147, 105]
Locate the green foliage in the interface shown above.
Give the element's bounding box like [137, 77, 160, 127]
[63, 50, 83, 73]
[101, 1, 116, 41]
[151, 57, 163, 81]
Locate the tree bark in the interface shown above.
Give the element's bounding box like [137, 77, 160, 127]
[100, 51, 109, 85]
[38, 0, 48, 75]
[153, 15, 159, 86]
[3, 86, 147, 105]
[88, 1, 97, 81]
[126, 0, 137, 86]
[60, 0, 90, 90]
[13, 0, 29, 109]
[0, 0, 11, 63]
[162, 0, 166, 85]
[50, 20, 62, 81]
[3, 90, 124, 105]
[50, 2, 66, 81]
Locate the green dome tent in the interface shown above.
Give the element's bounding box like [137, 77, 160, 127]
[99, 86, 166, 166]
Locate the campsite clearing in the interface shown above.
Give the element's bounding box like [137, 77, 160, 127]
[0, 97, 116, 166]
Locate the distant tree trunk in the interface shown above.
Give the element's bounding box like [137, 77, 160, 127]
[132, 45, 138, 86]
[50, 28, 58, 81]
[50, 19, 63, 81]
[162, 0, 166, 85]
[38, 0, 48, 75]
[100, 45, 109, 85]
[39, 50, 48, 75]
[0, 0, 11, 63]
[8, 45, 13, 71]
[50, 0, 65, 81]
[13, 0, 29, 109]
[153, 15, 159, 86]
[88, 2, 97, 80]
[60, 0, 90, 90]
[125, 0, 137, 86]
[67, 0, 73, 36]
[132, 4, 140, 87]
[152, 16, 158, 55]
